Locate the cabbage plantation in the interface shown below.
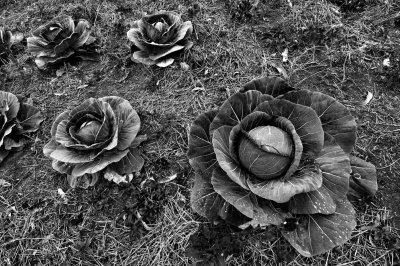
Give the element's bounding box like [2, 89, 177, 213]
[0, 0, 399, 265]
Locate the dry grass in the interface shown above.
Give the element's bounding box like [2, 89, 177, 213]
[1, 0, 400, 265]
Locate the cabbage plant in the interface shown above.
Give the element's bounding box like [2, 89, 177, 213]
[0, 91, 44, 164]
[188, 76, 378, 257]
[27, 15, 96, 69]
[43, 96, 146, 188]
[0, 28, 23, 66]
[127, 11, 193, 67]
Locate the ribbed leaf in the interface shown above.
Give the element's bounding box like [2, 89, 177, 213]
[315, 137, 351, 200]
[108, 147, 144, 175]
[212, 167, 254, 218]
[15, 103, 44, 134]
[213, 125, 250, 189]
[149, 44, 185, 61]
[209, 90, 273, 133]
[70, 149, 129, 177]
[247, 166, 323, 203]
[131, 51, 156, 65]
[289, 185, 336, 214]
[188, 110, 218, 178]
[100, 96, 141, 150]
[212, 166, 288, 225]
[190, 173, 225, 221]
[282, 198, 356, 257]
[281, 90, 357, 154]
[348, 156, 378, 198]
[0, 91, 20, 120]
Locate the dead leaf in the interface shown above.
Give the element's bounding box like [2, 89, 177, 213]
[77, 84, 89, 89]
[134, 210, 155, 231]
[383, 58, 390, 67]
[158, 173, 177, 184]
[140, 177, 155, 188]
[268, 61, 289, 79]
[56, 68, 65, 77]
[57, 188, 67, 203]
[0, 179, 12, 188]
[104, 169, 133, 184]
[180, 62, 190, 71]
[282, 48, 289, 62]
[355, 92, 373, 106]
[192, 87, 205, 92]
[10, 32, 24, 44]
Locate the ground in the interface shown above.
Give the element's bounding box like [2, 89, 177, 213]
[0, 0, 399, 265]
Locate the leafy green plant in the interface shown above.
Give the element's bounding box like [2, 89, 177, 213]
[127, 11, 193, 67]
[0, 28, 23, 66]
[27, 15, 97, 69]
[43, 96, 146, 189]
[0, 91, 43, 165]
[188, 76, 378, 257]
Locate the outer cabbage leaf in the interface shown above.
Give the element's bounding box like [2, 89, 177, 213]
[287, 136, 350, 215]
[281, 198, 356, 257]
[190, 173, 251, 226]
[0, 148, 10, 163]
[348, 156, 378, 199]
[190, 172, 226, 221]
[15, 103, 44, 134]
[218, 201, 252, 226]
[187, 110, 218, 178]
[70, 149, 129, 177]
[209, 90, 273, 133]
[211, 166, 288, 225]
[289, 185, 336, 215]
[100, 96, 141, 150]
[241, 76, 295, 97]
[45, 141, 100, 163]
[247, 166, 323, 203]
[107, 147, 144, 175]
[280, 90, 357, 154]
[213, 125, 250, 189]
[315, 136, 351, 200]
[0, 91, 19, 120]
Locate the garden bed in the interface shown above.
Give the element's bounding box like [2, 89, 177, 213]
[0, 0, 399, 265]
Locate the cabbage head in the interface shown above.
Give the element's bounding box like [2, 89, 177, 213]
[27, 16, 96, 69]
[188, 76, 378, 257]
[43, 96, 145, 188]
[127, 11, 193, 67]
[0, 91, 44, 164]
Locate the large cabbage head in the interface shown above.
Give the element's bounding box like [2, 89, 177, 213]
[43, 96, 145, 188]
[127, 11, 193, 67]
[0, 91, 43, 164]
[188, 76, 378, 257]
[27, 16, 96, 69]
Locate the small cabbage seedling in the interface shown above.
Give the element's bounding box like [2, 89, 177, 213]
[127, 11, 193, 67]
[27, 15, 97, 69]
